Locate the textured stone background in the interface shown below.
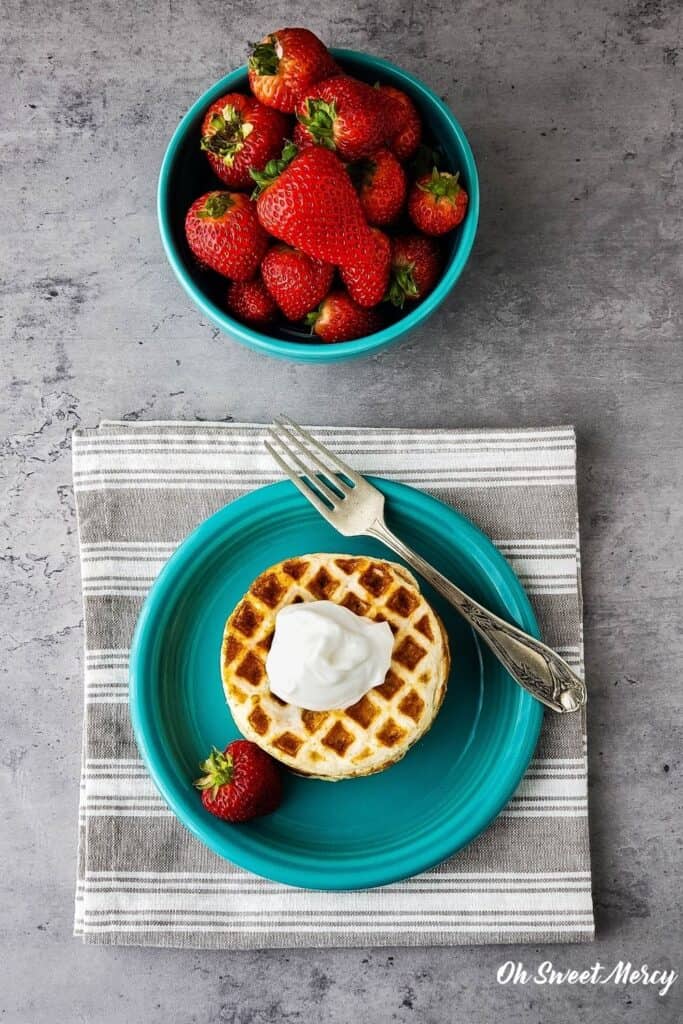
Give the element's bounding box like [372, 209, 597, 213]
[1, 0, 682, 1021]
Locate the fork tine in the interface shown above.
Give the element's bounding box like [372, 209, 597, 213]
[264, 442, 335, 518]
[272, 419, 352, 494]
[277, 416, 364, 485]
[264, 421, 348, 505]
[266, 428, 344, 507]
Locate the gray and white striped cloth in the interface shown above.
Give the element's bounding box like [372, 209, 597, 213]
[73, 420, 593, 948]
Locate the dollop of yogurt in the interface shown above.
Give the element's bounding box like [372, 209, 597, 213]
[265, 601, 394, 711]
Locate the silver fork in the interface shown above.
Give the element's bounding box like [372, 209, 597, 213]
[265, 417, 587, 715]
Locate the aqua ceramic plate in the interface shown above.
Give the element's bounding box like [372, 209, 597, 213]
[130, 479, 543, 890]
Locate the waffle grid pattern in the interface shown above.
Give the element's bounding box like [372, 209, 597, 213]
[221, 554, 450, 779]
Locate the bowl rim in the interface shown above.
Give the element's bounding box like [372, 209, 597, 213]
[157, 48, 480, 363]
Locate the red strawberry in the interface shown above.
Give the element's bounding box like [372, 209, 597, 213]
[388, 234, 442, 307]
[340, 228, 390, 308]
[248, 28, 335, 113]
[195, 742, 282, 822]
[292, 121, 315, 150]
[408, 169, 468, 235]
[296, 75, 385, 161]
[200, 93, 289, 190]
[252, 143, 376, 272]
[378, 85, 422, 162]
[306, 290, 382, 342]
[349, 148, 406, 226]
[261, 244, 334, 320]
[185, 192, 269, 280]
[225, 277, 278, 326]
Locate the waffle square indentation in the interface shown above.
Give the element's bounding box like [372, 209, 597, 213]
[341, 592, 370, 616]
[248, 706, 270, 735]
[415, 614, 434, 641]
[250, 572, 285, 608]
[232, 600, 263, 638]
[374, 670, 404, 699]
[398, 689, 425, 722]
[394, 636, 427, 670]
[307, 567, 340, 599]
[236, 651, 265, 686]
[345, 694, 380, 728]
[386, 586, 420, 617]
[273, 731, 302, 756]
[321, 721, 354, 755]
[376, 718, 407, 747]
[359, 564, 392, 596]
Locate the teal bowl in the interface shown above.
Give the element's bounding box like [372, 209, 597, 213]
[158, 49, 479, 363]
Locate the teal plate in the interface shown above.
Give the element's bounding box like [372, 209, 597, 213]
[130, 479, 543, 890]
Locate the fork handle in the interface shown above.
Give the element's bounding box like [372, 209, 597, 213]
[366, 520, 587, 714]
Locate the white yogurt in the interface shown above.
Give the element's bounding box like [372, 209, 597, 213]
[265, 601, 394, 711]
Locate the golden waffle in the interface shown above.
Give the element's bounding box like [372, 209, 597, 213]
[221, 553, 450, 780]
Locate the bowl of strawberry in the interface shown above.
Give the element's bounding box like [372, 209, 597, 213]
[158, 27, 479, 362]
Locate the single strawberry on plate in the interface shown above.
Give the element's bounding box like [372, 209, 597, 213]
[185, 191, 269, 280]
[200, 93, 289, 190]
[340, 227, 391, 308]
[348, 148, 407, 226]
[408, 168, 468, 235]
[251, 143, 375, 272]
[377, 84, 422, 162]
[296, 75, 385, 161]
[248, 28, 335, 113]
[388, 234, 442, 308]
[306, 289, 383, 342]
[195, 741, 282, 822]
[226, 277, 278, 326]
[261, 244, 334, 320]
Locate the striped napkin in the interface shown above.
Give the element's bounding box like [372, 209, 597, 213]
[73, 421, 593, 948]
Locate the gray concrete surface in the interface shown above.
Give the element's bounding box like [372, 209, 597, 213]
[2, 0, 682, 1021]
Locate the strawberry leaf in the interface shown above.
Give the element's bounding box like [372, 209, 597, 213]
[250, 141, 299, 196]
[198, 193, 234, 219]
[248, 36, 279, 76]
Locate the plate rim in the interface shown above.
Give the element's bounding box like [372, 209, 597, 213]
[130, 478, 543, 890]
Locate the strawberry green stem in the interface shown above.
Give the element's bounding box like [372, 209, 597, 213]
[250, 141, 298, 195]
[201, 106, 249, 163]
[194, 747, 234, 798]
[199, 193, 234, 219]
[304, 305, 321, 331]
[387, 263, 419, 308]
[418, 168, 461, 201]
[298, 99, 337, 150]
[248, 36, 279, 76]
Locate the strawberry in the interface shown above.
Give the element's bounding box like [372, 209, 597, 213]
[340, 227, 391, 308]
[261, 244, 334, 320]
[225, 277, 278, 326]
[388, 234, 442, 308]
[195, 742, 282, 822]
[348, 148, 406, 226]
[200, 93, 289, 190]
[185, 191, 269, 280]
[306, 290, 382, 342]
[378, 85, 422, 162]
[408, 169, 468, 235]
[296, 75, 385, 161]
[292, 120, 315, 150]
[252, 143, 376, 273]
[248, 28, 335, 113]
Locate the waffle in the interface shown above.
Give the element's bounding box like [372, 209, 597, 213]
[221, 553, 450, 780]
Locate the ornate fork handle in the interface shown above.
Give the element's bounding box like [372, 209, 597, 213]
[367, 519, 587, 714]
